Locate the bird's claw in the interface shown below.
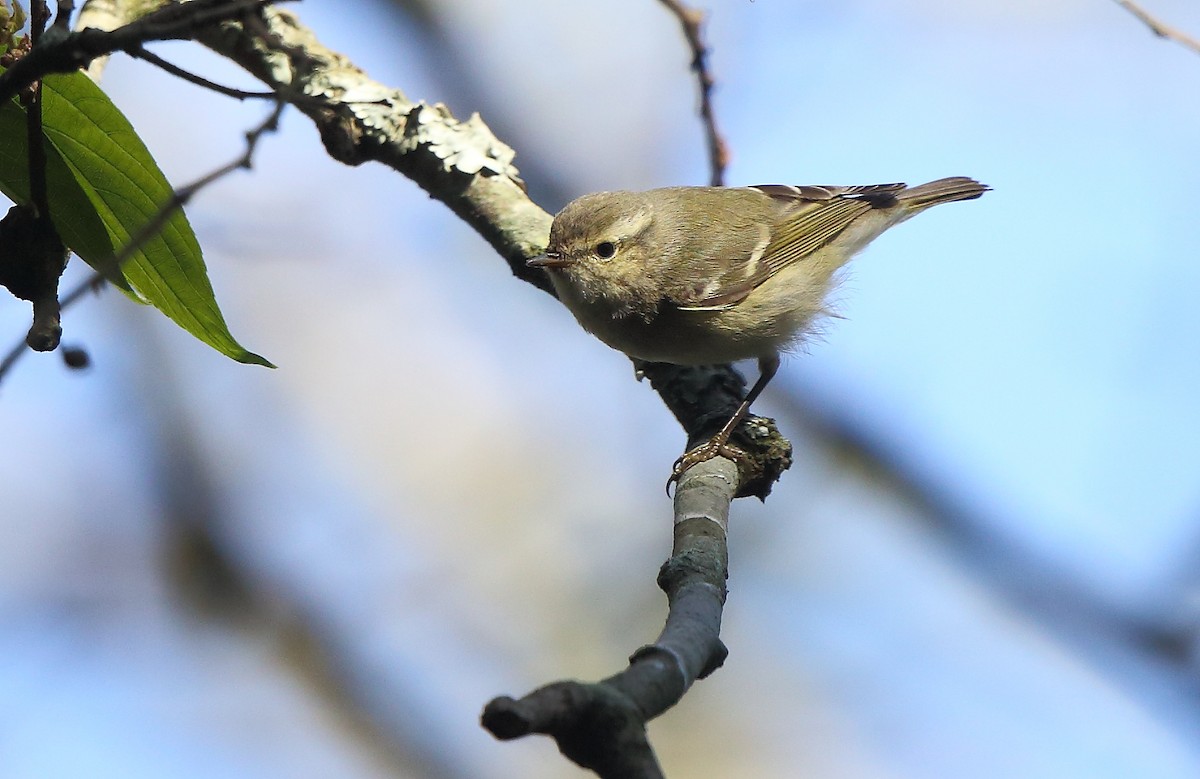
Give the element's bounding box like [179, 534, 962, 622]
[665, 439, 747, 495]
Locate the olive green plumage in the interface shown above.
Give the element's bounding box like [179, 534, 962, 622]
[533, 177, 987, 366]
[529, 176, 987, 486]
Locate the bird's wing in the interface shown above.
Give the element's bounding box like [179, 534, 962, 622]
[676, 183, 904, 310]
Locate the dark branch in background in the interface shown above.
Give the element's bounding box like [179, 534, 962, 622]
[769, 375, 1200, 717]
[0, 100, 286, 385]
[1112, 0, 1200, 55]
[657, 0, 728, 186]
[112, 312, 468, 779]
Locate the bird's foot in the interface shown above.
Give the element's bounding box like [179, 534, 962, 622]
[666, 437, 747, 495]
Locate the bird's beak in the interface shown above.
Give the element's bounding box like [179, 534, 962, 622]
[527, 251, 572, 269]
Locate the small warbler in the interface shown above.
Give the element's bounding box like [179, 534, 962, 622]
[529, 177, 988, 489]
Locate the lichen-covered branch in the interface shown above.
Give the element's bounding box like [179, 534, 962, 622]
[194, 7, 553, 294]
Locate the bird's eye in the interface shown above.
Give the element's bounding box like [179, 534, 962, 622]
[595, 241, 616, 259]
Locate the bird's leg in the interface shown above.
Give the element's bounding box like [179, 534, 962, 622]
[667, 354, 780, 493]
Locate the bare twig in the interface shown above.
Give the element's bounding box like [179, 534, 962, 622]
[0, 101, 285, 385]
[657, 0, 728, 186]
[164, 99, 285, 204]
[1112, 0, 1200, 55]
[127, 43, 282, 99]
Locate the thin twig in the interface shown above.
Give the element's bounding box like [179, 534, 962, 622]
[1112, 0, 1200, 55]
[657, 0, 728, 186]
[127, 43, 282, 99]
[0, 101, 286, 386]
[59, 270, 107, 309]
[27, 0, 50, 216]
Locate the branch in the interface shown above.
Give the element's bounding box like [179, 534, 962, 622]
[657, 0, 728, 186]
[482, 456, 735, 778]
[1112, 0, 1200, 55]
[195, 6, 552, 291]
[76, 0, 149, 80]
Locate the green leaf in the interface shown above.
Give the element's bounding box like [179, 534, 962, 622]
[0, 69, 272, 367]
[0, 91, 128, 293]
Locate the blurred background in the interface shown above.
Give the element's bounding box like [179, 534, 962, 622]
[3, 0, 1200, 776]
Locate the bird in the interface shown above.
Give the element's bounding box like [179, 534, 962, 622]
[528, 177, 988, 491]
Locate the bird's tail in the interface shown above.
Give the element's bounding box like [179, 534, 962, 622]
[898, 176, 989, 209]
